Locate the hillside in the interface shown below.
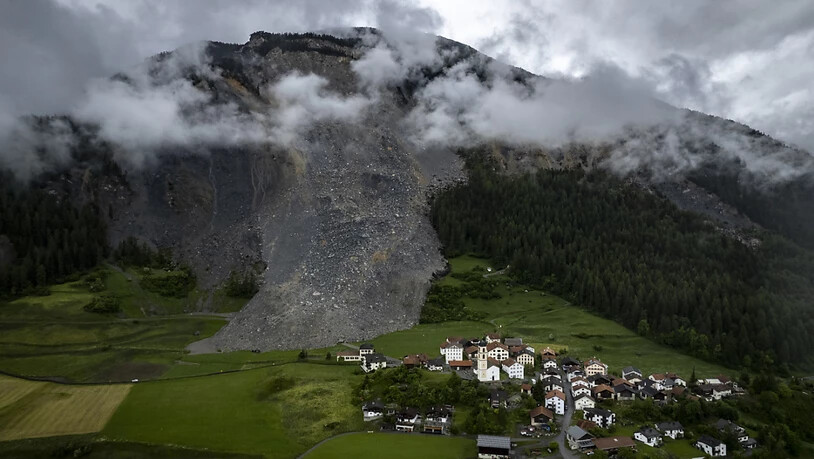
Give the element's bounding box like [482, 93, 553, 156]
[0, 30, 813, 357]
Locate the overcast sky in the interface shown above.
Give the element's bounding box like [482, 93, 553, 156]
[1, 0, 812, 151]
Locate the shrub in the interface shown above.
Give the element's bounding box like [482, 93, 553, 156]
[83, 295, 121, 313]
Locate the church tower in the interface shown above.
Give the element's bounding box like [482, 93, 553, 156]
[477, 339, 488, 381]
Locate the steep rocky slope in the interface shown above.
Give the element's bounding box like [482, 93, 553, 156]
[7, 30, 814, 351]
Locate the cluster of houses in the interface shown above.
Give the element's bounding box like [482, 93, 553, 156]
[346, 332, 755, 457]
[335, 343, 389, 373]
[362, 400, 455, 435]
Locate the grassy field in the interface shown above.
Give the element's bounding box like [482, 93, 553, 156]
[0, 375, 130, 441]
[373, 256, 730, 379]
[0, 267, 240, 382]
[303, 433, 476, 459]
[104, 362, 366, 458]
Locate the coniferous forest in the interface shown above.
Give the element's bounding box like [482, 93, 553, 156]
[431, 156, 814, 370]
[0, 177, 108, 297]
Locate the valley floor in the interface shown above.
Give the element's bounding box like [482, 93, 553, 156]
[0, 256, 746, 458]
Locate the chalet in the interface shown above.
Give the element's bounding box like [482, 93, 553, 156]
[441, 341, 464, 363]
[574, 394, 596, 411]
[742, 438, 759, 449]
[501, 358, 524, 379]
[561, 356, 581, 372]
[614, 384, 637, 401]
[712, 385, 732, 400]
[545, 390, 566, 415]
[588, 374, 612, 387]
[477, 435, 511, 459]
[485, 333, 501, 344]
[542, 358, 558, 370]
[567, 369, 586, 381]
[465, 345, 479, 360]
[529, 405, 554, 426]
[638, 386, 658, 400]
[696, 435, 726, 457]
[542, 367, 560, 377]
[634, 427, 663, 447]
[670, 386, 686, 399]
[359, 343, 375, 355]
[362, 400, 384, 421]
[426, 357, 445, 371]
[423, 406, 452, 434]
[402, 354, 428, 368]
[395, 408, 420, 432]
[508, 345, 527, 355]
[504, 337, 523, 347]
[540, 346, 557, 358]
[592, 384, 615, 400]
[715, 419, 748, 442]
[541, 375, 564, 392]
[636, 378, 655, 390]
[655, 421, 684, 439]
[489, 389, 508, 408]
[361, 353, 387, 373]
[515, 348, 535, 366]
[584, 407, 616, 428]
[592, 436, 635, 454]
[571, 383, 592, 399]
[566, 426, 595, 450]
[622, 366, 642, 381]
[449, 360, 473, 371]
[336, 350, 362, 362]
[584, 357, 608, 376]
[520, 383, 532, 395]
[486, 342, 510, 361]
[652, 390, 668, 403]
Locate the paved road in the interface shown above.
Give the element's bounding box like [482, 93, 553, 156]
[555, 368, 579, 459]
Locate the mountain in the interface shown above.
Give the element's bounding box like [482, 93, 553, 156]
[2, 30, 813, 353]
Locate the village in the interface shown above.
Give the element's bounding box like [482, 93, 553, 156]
[336, 333, 754, 458]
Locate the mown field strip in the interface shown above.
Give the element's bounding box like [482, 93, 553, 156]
[0, 375, 131, 441]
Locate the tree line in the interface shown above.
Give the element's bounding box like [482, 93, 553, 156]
[431, 155, 814, 369]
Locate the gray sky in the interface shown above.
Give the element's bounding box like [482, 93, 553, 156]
[1, 0, 812, 151]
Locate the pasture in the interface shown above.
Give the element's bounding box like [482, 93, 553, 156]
[303, 432, 476, 459]
[0, 375, 130, 441]
[104, 362, 365, 458]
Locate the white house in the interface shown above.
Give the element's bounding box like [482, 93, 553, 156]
[572, 383, 592, 398]
[336, 350, 362, 362]
[485, 333, 501, 344]
[622, 366, 642, 381]
[634, 427, 663, 447]
[584, 408, 615, 428]
[656, 421, 684, 439]
[583, 358, 608, 376]
[567, 369, 586, 381]
[478, 357, 501, 382]
[487, 342, 510, 361]
[542, 359, 558, 370]
[361, 353, 387, 373]
[696, 435, 726, 457]
[541, 376, 564, 393]
[441, 342, 464, 363]
[502, 358, 524, 379]
[574, 394, 596, 411]
[427, 357, 445, 371]
[359, 343, 375, 355]
[515, 349, 535, 366]
[362, 400, 384, 421]
[395, 408, 421, 432]
[545, 390, 566, 415]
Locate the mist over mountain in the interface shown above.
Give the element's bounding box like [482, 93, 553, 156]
[1, 29, 813, 351]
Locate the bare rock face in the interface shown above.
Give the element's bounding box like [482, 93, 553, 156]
[99, 32, 462, 350]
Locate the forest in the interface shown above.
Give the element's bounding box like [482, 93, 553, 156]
[0, 177, 108, 297]
[431, 155, 814, 370]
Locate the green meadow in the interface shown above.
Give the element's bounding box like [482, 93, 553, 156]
[104, 363, 366, 458]
[373, 255, 730, 379]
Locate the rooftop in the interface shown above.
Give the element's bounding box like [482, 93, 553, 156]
[593, 436, 635, 450]
[477, 435, 511, 450]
